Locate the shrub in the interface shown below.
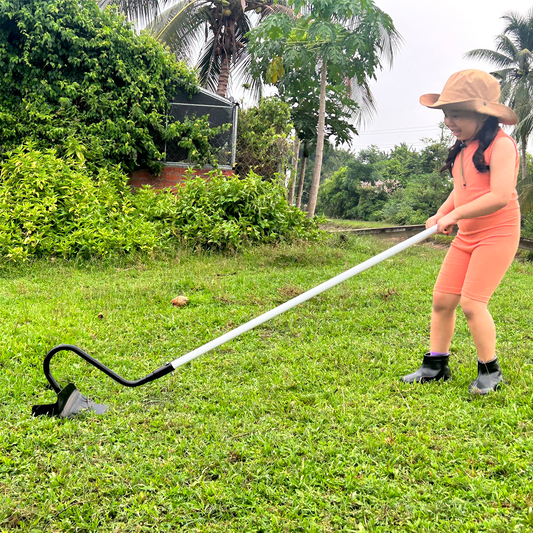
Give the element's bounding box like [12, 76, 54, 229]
[0, 0, 220, 173]
[522, 212, 533, 240]
[0, 145, 160, 261]
[0, 147, 324, 260]
[382, 173, 452, 225]
[133, 171, 325, 250]
[316, 162, 373, 219]
[234, 97, 293, 180]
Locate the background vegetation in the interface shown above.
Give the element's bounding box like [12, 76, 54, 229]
[234, 97, 293, 181]
[0, 0, 324, 261]
[0, 144, 323, 260]
[315, 136, 453, 225]
[0, 0, 221, 174]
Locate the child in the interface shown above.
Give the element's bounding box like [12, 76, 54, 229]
[401, 69, 521, 395]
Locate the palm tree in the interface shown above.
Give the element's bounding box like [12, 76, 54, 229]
[99, 0, 163, 24]
[465, 9, 533, 186]
[145, 0, 292, 97]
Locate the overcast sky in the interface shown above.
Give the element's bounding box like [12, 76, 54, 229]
[350, 0, 533, 154]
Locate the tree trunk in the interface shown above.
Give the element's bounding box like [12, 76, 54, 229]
[217, 54, 231, 97]
[306, 59, 327, 218]
[296, 154, 307, 209]
[521, 140, 527, 182]
[287, 137, 300, 205]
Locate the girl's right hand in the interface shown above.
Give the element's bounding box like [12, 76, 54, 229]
[425, 214, 441, 229]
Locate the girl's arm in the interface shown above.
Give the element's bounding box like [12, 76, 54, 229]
[436, 137, 516, 234]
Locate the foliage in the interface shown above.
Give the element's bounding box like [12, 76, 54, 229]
[234, 97, 294, 180]
[300, 139, 449, 211]
[316, 140, 453, 223]
[517, 152, 533, 214]
[0, 0, 221, 173]
[381, 173, 453, 225]
[0, 145, 160, 261]
[0, 146, 324, 261]
[301, 147, 354, 197]
[316, 163, 371, 219]
[146, 0, 293, 97]
[465, 9, 533, 180]
[523, 211, 533, 239]
[275, 65, 361, 146]
[165, 114, 230, 168]
[248, 0, 401, 216]
[133, 170, 325, 250]
[248, 1, 399, 92]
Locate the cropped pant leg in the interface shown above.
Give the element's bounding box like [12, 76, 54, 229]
[433, 224, 520, 304]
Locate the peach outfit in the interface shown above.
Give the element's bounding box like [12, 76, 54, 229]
[433, 129, 521, 303]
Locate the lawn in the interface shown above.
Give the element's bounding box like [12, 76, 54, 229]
[1, 234, 533, 532]
[326, 219, 390, 230]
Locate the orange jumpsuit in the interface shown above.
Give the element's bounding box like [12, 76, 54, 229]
[433, 129, 521, 303]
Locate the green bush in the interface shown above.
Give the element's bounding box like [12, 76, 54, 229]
[0, 145, 160, 261]
[382, 173, 452, 225]
[0, 0, 220, 173]
[234, 97, 293, 181]
[0, 146, 324, 260]
[133, 171, 325, 250]
[522, 212, 533, 238]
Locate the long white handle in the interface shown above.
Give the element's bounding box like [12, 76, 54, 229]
[170, 225, 437, 369]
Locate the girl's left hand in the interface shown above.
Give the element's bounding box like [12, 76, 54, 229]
[436, 212, 458, 235]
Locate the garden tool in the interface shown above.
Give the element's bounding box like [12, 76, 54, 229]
[32, 225, 438, 418]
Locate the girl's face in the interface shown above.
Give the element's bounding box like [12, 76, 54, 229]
[442, 108, 487, 141]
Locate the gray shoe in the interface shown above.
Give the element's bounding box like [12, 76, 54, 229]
[469, 357, 504, 395]
[401, 353, 451, 384]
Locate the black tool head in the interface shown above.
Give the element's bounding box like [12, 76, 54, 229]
[32, 383, 108, 418]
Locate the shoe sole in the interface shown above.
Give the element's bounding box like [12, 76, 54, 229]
[400, 374, 451, 384]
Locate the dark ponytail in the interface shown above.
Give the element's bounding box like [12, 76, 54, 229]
[440, 116, 500, 174]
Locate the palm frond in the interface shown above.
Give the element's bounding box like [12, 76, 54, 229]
[146, 0, 207, 60]
[347, 79, 376, 128]
[99, 0, 162, 22]
[464, 48, 514, 68]
[502, 9, 533, 53]
[514, 111, 533, 143]
[196, 34, 222, 93]
[230, 48, 263, 99]
[373, 8, 403, 69]
[496, 34, 520, 61]
[259, 3, 295, 19]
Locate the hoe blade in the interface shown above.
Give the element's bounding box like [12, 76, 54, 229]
[32, 383, 108, 418]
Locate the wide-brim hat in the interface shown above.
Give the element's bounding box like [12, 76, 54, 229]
[420, 69, 517, 125]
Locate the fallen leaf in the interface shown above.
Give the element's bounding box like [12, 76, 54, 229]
[171, 295, 189, 307]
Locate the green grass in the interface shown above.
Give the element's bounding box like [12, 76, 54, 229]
[1, 235, 533, 532]
[326, 219, 390, 230]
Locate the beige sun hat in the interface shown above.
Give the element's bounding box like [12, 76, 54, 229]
[420, 69, 517, 125]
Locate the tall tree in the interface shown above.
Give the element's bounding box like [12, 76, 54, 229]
[465, 9, 533, 183]
[145, 0, 292, 97]
[282, 68, 361, 208]
[99, 0, 162, 21]
[248, 0, 400, 216]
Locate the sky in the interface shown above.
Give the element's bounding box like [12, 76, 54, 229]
[349, 0, 533, 154]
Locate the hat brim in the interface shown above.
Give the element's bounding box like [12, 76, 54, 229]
[419, 93, 517, 125]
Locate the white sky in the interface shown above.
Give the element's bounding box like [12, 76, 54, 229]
[351, 0, 533, 153]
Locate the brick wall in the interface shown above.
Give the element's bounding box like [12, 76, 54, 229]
[129, 166, 234, 191]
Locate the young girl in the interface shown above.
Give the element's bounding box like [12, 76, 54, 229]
[401, 69, 521, 395]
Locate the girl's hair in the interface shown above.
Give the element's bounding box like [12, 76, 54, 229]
[440, 115, 500, 174]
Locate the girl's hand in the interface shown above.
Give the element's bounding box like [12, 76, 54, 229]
[425, 214, 441, 229]
[435, 212, 458, 235]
